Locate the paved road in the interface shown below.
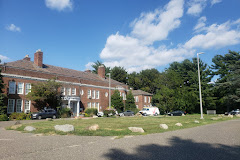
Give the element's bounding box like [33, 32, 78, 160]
[0, 119, 239, 160]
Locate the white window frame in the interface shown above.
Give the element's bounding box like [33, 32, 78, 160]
[96, 102, 100, 112]
[92, 102, 95, 108]
[7, 99, 15, 113]
[88, 90, 91, 98]
[9, 81, 16, 94]
[80, 90, 84, 95]
[25, 83, 31, 95]
[61, 87, 65, 95]
[16, 99, 23, 113]
[135, 96, 139, 102]
[148, 97, 151, 103]
[72, 88, 76, 95]
[87, 102, 91, 108]
[92, 90, 95, 99]
[144, 96, 147, 103]
[96, 91, 100, 99]
[17, 82, 24, 94]
[136, 105, 139, 109]
[24, 100, 31, 113]
[66, 88, 71, 96]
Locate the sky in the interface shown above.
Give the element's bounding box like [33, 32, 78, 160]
[1, 0, 240, 73]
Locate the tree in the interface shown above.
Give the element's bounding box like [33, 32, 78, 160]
[26, 79, 62, 110]
[111, 66, 128, 84]
[91, 60, 110, 75]
[125, 91, 136, 110]
[0, 60, 6, 115]
[111, 90, 124, 113]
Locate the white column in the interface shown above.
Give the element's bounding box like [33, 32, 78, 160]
[77, 101, 80, 117]
[68, 99, 71, 109]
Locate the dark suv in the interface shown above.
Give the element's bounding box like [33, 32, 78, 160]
[31, 109, 57, 120]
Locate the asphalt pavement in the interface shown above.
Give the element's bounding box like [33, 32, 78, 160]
[0, 119, 239, 160]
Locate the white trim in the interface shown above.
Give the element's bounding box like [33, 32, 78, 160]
[17, 82, 24, 94]
[2, 73, 128, 91]
[24, 100, 31, 113]
[96, 91, 100, 99]
[7, 99, 15, 113]
[16, 99, 23, 113]
[71, 88, 76, 95]
[25, 83, 31, 95]
[9, 81, 16, 94]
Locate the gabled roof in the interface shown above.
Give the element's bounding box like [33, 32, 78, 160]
[132, 89, 153, 96]
[3, 59, 127, 87]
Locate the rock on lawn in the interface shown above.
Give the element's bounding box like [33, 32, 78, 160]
[54, 124, 74, 132]
[24, 126, 36, 132]
[175, 123, 183, 126]
[128, 127, 145, 133]
[87, 124, 99, 131]
[159, 124, 168, 129]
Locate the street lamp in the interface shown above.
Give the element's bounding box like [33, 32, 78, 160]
[197, 52, 204, 119]
[107, 73, 111, 109]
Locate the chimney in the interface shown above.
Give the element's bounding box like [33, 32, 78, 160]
[34, 49, 43, 67]
[23, 55, 31, 61]
[98, 65, 105, 78]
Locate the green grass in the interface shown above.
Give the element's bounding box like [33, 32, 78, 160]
[7, 114, 240, 137]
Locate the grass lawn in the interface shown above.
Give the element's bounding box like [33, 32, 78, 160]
[8, 114, 239, 137]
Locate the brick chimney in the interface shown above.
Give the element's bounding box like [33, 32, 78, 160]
[23, 55, 31, 61]
[34, 49, 43, 67]
[98, 65, 105, 78]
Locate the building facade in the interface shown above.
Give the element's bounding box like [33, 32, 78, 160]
[132, 90, 153, 110]
[1, 50, 152, 116]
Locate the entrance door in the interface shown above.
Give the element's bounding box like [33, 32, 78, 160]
[71, 101, 77, 117]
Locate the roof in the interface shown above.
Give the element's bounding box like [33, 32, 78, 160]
[3, 59, 127, 87]
[132, 90, 153, 96]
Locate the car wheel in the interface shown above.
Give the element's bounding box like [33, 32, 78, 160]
[38, 116, 42, 120]
[154, 113, 158, 116]
[52, 115, 56, 119]
[171, 114, 173, 116]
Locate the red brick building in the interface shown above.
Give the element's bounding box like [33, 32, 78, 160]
[1, 50, 152, 116]
[132, 90, 153, 110]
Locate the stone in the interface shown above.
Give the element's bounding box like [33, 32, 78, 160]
[87, 124, 99, 131]
[194, 120, 200, 123]
[46, 118, 53, 121]
[175, 123, 183, 126]
[11, 124, 22, 130]
[236, 114, 240, 118]
[24, 126, 36, 132]
[92, 116, 98, 118]
[14, 120, 21, 125]
[159, 124, 168, 129]
[228, 115, 233, 118]
[211, 117, 219, 120]
[128, 127, 145, 133]
[54, 124, 74, 132]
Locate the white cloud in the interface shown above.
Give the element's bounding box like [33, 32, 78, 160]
[185, 20, 240, 49]
[0, 55, 10, 62]
[130, 0, 184, 45]
[45, 0, 73, 11]
[194, 16, 207, 32]
[211, 0, 222, 6]
[6, 24, 21, 32]
[187, 0, 207, 16]
[85, 62, 94, 70]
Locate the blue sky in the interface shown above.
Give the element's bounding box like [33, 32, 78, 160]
[1, 0, 240, 73]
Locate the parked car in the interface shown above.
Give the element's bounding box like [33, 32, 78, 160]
[119, 110, 135, 116]
[31, 109, 57, 120]
[168, 110, 186, 116]
[139, 107, 160, 116]
[97, 112, 104, 117]
[225, 109, 240, 115]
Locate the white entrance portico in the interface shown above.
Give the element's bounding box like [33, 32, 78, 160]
[62, 96, 81, 117]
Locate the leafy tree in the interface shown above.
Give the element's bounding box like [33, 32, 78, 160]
[125, 91, 136, 110]
[0, 60, 6, 115]
[91, 60, 110, 75]
[26, 79, 62, 110]
[111, 66, 128, 84]
[111, 90, 124, 113]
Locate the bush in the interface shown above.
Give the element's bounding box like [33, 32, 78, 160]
[9, 112, 27, 120]
[85, 108, 98, 117]
[0, 114, 8, 121]
[58, 108, 72, 118]
[130, 108, 140, 114]
[104, 109, 116, 117]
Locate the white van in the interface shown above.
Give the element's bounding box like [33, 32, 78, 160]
[139, 107, 160, 116]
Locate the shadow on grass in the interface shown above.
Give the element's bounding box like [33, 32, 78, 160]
[104, 136, 239, 160]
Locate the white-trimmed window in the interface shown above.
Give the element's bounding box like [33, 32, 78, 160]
[92, 102, 95, 108]
[80, 90, 84, 95]
[24, 100, 31, 113]
[96, 102, 99, 111]
[87, 102, 91, 108]
[144, 96, 147, 103]
[88, 90, 91, 98]
[135, 96, 139, 102]
[92, 90, 95, 99]
[17, 82, 24, 94]
[148, 97, 151, 103]
[122, 93, 126, 100]
[9, 81, 16, 94]
[7, 99, 15, 113]
[96, 91, 100, 99]
[61, 87, 65, 95]
[72, 88, 76, 95]
[66, 88, 71, 96]
[25, 83, 31, 95]
[136, 105, 139, 109]
[16, 99, 23, 112]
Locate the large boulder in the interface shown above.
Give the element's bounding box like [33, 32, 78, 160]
[194, 120, 200, 123]
[159, 124, 168, 130]
[228, 115, 233, 118]
[54, 124, 74, 132]
[87, 124, 99, 131]
[236, 114, 240, 118]
[24, 126, 36, 132]
[175, 123, 183, 127]
[11, 124, 22, 130]
[211, 117, 219, 120]
[128, 127, 145, 133]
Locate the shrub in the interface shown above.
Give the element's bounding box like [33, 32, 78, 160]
[104, 109, 116, 117]
[9, 112, 27, 120]
[131, 108, 140, 114]
[58, 108, 72, 118]
[0, 114, 8, 121]
[85, 108, 98, 117]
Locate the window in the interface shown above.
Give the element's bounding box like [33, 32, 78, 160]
[87, 102, 91, 108]
[92, 90, 95, 99]
[122, 93, 126, 100]
[96, 91, 100, 99]
[9, 81, 16, 94]
[17, 82, 24, 94]
[61, 87, 65, 95]
[136, 105, 139, 108]
[96, 102, 99, 111]
[88, 90, 91, 98]
[7, 99, 15, 113]
[66, 88, 71, 96]
[16, 99, 23, 112]
[25, 83, 31, 95]
[80, 90, 84, 95]
[144, 96, 147, 103]
[148, 97, 151, 103]
[105, 92, 108, 97]
[135, 96, 139, 102]
[72, 88, 76, 95]
[92, 102, 95, 108]
[24, 100, 31, 113]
